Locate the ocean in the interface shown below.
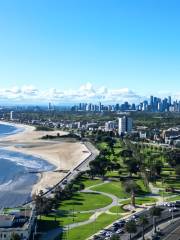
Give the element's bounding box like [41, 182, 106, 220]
[0, 123, 55, 208]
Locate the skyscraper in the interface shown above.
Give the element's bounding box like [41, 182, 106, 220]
[118, 116, 133, 135]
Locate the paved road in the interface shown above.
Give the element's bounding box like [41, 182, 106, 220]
[163, 224, 180, 240]
[135, 208, 180, 240]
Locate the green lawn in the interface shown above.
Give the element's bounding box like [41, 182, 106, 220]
[38, 212, 92, 231]
[165, 178, 180, 189]
[58, 192, 112, 212]
[106, 171, 120, 178]
[62, 213, 122, 240]
[166, 195, 180, 202]
[136, 179, 150, 195]
[73, 176, 103, 189]
[109, 205, 127, 214]
[135, 197, 157, 205]
[91, 179, 149, 199]
[80, 177, 103, 188]
[91, 181, 129, 199]
[120, 197, 157, 205]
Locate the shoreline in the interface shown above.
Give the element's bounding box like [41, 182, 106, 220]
[0, 121, 91, 199]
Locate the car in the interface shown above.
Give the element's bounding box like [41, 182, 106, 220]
[99, 230, 106, 235]
[152, 236, 160, 240]
[93, 235, 103, 240]
[113, 223, 121, 227]
[105, 231, 113, 237]
[118, 219, 126, 224]
[116, 228, 124, 234]
[169, 207, 178, 212]
[151, 233, 160, 240]
[62, 179, 67, 184]
[133, 214, 140, 219]
[115, 221, 125, 227]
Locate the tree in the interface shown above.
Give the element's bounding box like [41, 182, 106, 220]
[175, 164, 180, 177]
[150, 207, 162, 233]
[33, 190, 54, 216]
[110, 234, 120, 240]
[124, 180, 139, 207]
[125, 220, 137, 240]
[139, 215, 149, 240]
[125, 159, 140, 176]
[11, 233, 21, 240]
[89, 155, 108, 178]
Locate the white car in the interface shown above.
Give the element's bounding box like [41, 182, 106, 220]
[116, 228, 124, 234]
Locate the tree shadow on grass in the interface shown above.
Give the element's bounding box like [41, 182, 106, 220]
[37, 219, 60, 232]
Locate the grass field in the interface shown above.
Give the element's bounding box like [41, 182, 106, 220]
[58, 192, 112, 212]
[81, 178, 103, 188]
[109, 205, 127, 214]
[38, 212, 92, 231]
[165, 178, 180, 189]
[136, 179, 150, 195]
[91, 181, 129, 199]
[166, 195, 180, 202]
[62, 213, 122, 240]
[91, 179, 149, 199]
[73, 175, 103, 188]
[120, 196, 157, 205]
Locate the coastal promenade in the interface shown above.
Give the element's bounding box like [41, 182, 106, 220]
[44, 141, 99, 198]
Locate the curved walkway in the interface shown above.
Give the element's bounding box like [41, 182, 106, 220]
[40, 180, 161, 240]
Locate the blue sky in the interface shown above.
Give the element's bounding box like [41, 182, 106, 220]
[0, 0, 180, 102]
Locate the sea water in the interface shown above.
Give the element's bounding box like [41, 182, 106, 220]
[0, 123, 55, 207]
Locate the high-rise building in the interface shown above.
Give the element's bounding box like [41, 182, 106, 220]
[118, 116, 133, 135]
[168, 96, 172, 106]
[48, 102, 53, 111]
[10, 111, 14, 120]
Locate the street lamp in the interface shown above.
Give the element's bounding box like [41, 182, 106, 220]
[169, 203, 176, 222]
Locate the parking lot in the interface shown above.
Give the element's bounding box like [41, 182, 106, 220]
[91, 201, 180, 240]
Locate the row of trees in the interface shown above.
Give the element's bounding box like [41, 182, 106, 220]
[33, 174, 85, 216]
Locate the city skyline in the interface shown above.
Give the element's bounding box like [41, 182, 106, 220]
[0, 0, 180, 96]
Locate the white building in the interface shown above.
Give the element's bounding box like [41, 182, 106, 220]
[118, 116, 132, 135]
[0, 207, 36, 240]
[105, 121, 115, 132]
[10, 111, 14, 121]
[139, 131, 147, 139]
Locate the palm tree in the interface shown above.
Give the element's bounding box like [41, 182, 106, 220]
[124, 180, 138, 207]
[139, 215, 149, 240]
[125, 220, 137, 240]
[11, 233, 21, 240]
[110, 234, 120, 240]
[150, 206, 162, 233]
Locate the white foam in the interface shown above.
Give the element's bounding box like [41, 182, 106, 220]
[0, 180, 13, 190]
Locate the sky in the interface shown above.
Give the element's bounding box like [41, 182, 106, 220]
[0, 0, 180, 103]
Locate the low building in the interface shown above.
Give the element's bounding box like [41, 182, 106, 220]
[162, 128, 180, 144]
[104, 121, 116, 132]
[0, 207, 36, 240]
[139, 131, 147, 139]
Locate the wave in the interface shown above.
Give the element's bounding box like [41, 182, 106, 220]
[0, 149, 55, 171]
[0, 179, 13, 190]
[0, 123, 24, 136]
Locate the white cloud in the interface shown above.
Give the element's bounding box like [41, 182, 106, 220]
[1, 83, 177, 104]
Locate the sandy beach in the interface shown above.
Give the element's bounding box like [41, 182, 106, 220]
[0, 121, 91, 195]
